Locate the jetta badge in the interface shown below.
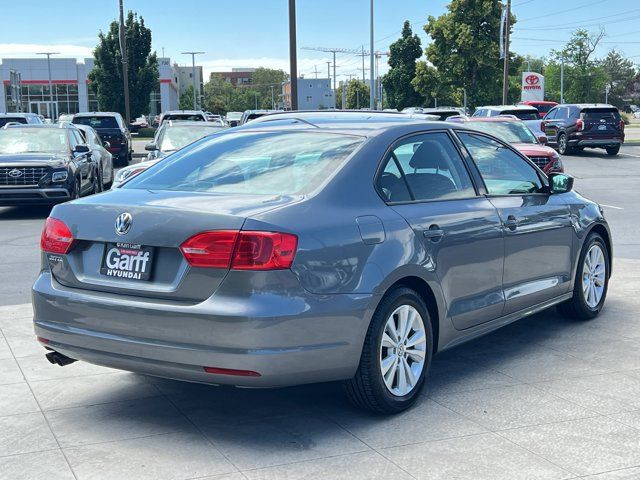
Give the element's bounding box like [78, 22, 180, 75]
[8, 169, 23, 178]
[115, 212, 133, 236]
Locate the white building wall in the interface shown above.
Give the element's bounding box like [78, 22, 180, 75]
[297, 78, 335, 109]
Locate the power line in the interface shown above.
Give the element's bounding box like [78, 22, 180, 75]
[517, 0, 608, 23]
[518, 12, 640, 31]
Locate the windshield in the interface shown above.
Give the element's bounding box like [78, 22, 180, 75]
[466, 121, 538, 144]
[502, 110, 538, 120]
[0, 118, 28, 127]
[159, 125, 223, 152]
[163, 114, 204, 122]
[73, 116, 119, 129]
[125, 131, 363, 195]
[533, 104, 555, 114]
[0, 128, 68, 154]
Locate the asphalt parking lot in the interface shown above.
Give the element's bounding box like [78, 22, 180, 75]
[1, 146, 640, 479]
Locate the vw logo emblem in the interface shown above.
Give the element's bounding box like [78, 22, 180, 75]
[8, 169, 23, 178]
[525, 74, 540, 86]
[115, 212, 132, 236]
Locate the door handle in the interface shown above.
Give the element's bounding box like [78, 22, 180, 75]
[423, 225, 445, 242]
[503, 215, 519, 231]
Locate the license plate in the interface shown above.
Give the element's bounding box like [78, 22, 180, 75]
[598, 125, 607, 130]
[100, 243, 154, 281]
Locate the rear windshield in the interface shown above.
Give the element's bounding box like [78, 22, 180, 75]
[533, 104, 554, 114]
[73, 116, 119, 129]
[582, 108, 620, 121]
[124, 131, 363, 195]
[0, 117, 28, 127]
[163, 114, 204, 122]
[502, 110, 539, 120]
[159, 125, 223, 152]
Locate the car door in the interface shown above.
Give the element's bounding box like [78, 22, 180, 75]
[70, 130, 92, 191]
[457, 132, 573, 315]
[378, 131, 505, 330]
[543, 106, 566, 146]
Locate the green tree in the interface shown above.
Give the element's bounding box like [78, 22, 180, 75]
[412, 61, 453, 106]
[418, 0, 519, 109]
[601, 49, 637, 107]
[179, 85, 195, 110]
[553, 29, 607, 103]
[346, 79, 370, 109]
[251, 68, 287, 109]
[89, 11, 158, 119]
[382, 21, 424, 109]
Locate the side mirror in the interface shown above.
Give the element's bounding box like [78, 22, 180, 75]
[537, 134, 548, 145]
[74, 144, 90, 154]
[549, 173, 574, 194]
[145, 142, 158, 151]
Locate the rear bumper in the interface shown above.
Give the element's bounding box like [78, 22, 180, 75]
[569, 137, 623, 148]
[32, 271, 376, 387]
[0, 187, 71, 205]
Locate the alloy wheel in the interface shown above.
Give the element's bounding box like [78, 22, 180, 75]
[380, 304, 427, 397]
[582, 244, 606, 309]
[558, 134, 567, 155]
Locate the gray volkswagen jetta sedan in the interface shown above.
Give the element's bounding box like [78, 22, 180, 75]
[33, 111, 612, 413]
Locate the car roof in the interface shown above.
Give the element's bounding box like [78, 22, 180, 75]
[73, 112, 121, 117]
[163, 121, 224, 128]
[562, 103, 618, 109]
[234, 110, 463, 137]
[481, 105, 538, 111]
[3, 123, 76, 130]
[463, 116, 520, 123]
[520, 101, 557, 105]
[163, 110, 205, 115]
[0, 112, 38, 117]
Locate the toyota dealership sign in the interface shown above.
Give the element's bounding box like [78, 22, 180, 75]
[521, 72, 544, 102]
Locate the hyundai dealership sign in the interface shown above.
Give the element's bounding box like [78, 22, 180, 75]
[521, 72, 544, 102]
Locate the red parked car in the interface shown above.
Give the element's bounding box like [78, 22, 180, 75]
[448, 116, 563, 173]
[519, 101, 558, 119]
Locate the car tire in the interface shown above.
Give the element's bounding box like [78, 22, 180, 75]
[344, 287, 433, 414]
[606, 146, 620, 156]
[558, 232, 609, 320]
[93, 168, 103, 194]
[557, 133, 572, 155]
[72, 177, 81, 200]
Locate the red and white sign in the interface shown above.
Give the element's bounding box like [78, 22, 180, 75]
[521, 72, 544, 102]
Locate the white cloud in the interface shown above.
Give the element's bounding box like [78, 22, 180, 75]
[0, 43, 93, 60]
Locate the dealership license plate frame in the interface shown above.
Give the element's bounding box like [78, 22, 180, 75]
[100, 242, 155, 281]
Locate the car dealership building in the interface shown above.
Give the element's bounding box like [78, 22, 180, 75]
[0, 56, 179, 119]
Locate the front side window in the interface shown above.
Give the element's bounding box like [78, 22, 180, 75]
[377, 132, 476, 202]
[125, 131, 363, 195]
[458, 132, 543, 195]
[544, 108, 557, 120]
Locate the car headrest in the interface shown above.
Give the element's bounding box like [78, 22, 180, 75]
[409, 140, 449, 170]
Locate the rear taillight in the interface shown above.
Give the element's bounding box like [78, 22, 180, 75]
[620, 120, 625, 131]
[179, 230, 298, 270]
[540, 121, 546, 131]
[231, 232, 298, 270]
[40, 217, 75, 254]
[180, 231, 239, 268]
[576, 119, 584, 131]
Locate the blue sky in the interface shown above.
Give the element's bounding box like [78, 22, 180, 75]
[1, 0, 638, 79]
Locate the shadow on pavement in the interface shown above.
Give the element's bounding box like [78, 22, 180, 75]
[0, 205, 53, 220]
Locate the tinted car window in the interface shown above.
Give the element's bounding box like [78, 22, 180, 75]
[125, 131, 363, 195]
[581, 108, 620, 121]
[544, 108, 557, 120]
[458, 132, 543, 195]
[378, 132, 476, 202]
[163, 114, 205, 122]
[0, 117, 28, 127]
[501, 110, 539, 121]
[73, 116, 119, 129]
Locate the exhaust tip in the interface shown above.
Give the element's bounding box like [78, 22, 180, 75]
[45, 351, 77, 367]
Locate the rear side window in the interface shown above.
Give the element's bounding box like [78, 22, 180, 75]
[125, 131, 363, 195]
[458, 132, 543, 195]
[73, 116, 119, 129]
[377, 132, 476, 203]
[0, 117, 28, 127]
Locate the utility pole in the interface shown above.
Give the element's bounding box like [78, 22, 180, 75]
[463, 87, 467, 114]
[361, 46, 366, 82]
[36, 52, 59, 119]
[332, 51, 337, 94]
[288, 0, 298, 110]
[326, 61, 331, 83]
[560, 56, 565, 104]
[369, 0, 375, 109]
[270, 85, 275, 109]
[313, 65, 318, 78]
[501, 0, 511, 105]
[118, 0, 131, 125]
[182, 51, 204, 110]
[341, 80, 347, 110]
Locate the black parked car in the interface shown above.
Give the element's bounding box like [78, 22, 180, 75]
[72, 112, 132, 165]
[0, 124, 100, 206]
[543, 104, 625, 156]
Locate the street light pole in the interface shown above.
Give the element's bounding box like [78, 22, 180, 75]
[118, 0, 131, 125]
[181, 51, 204, 110]
[369, 0, 375, 110]
[288, 0, 298, 110]
[36, 52, 59, 120]
[560, 56, 565, 104]
[501, 0, 511, 105]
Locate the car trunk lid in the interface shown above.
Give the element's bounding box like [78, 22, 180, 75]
[47, 188, 300, 301]
[581, 108, 623, 138]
